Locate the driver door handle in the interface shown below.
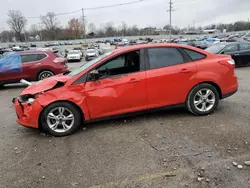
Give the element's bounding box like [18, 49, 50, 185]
[234, 53, 240, 56]
[128, 78, 141, 83]
[180, 68, 191, 73]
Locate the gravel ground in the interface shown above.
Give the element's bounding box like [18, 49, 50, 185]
[0, 65, 250, 188]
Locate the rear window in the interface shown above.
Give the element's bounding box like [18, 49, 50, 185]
[183, 49, 206, 61]
[21, 54, 38, 63]
[37, 54, 47, 60]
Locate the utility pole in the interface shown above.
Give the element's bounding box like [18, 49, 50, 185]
[82, 8, 87, 44]
[167, 0, 173, 40]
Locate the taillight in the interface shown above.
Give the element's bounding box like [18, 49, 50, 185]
[218, 59, 235, 67]
[53, 58, 66, 64]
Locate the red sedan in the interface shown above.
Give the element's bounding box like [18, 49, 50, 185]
[0, 50, 68, 86]
[13, 44, 238, 136]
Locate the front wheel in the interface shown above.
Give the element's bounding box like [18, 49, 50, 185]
[186, 83, 220, 116]
[40, 102, 81, 136]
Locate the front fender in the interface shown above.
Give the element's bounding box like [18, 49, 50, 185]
[36, 84, 91, 121]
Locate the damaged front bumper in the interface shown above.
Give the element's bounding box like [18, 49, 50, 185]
[13, 97, 43, 128]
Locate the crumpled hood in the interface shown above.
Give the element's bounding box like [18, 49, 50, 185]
[20, 75, 71, 95]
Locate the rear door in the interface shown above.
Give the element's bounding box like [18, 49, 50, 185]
[145, 47, 197, 109]
[20, 53, 47, 80]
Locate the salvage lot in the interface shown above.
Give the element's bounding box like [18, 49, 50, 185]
[0, 64, 250, 188]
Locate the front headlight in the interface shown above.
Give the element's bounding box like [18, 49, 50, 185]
[18, 94, 40, 104]
[27, 98, 35, 104]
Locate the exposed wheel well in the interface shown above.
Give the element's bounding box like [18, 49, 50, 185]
[188, 81, 222, 99]
[38, 100, 85, 130]
[37, 69, 55, 80]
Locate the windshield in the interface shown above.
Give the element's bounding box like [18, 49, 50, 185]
[86, 49, 96, 53]
[68, 51, 79, 55]
[205, 43, 227, 54]
[68, 51, 113, 76]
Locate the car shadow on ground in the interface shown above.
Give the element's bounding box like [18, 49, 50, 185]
[81, 106, 189, 132]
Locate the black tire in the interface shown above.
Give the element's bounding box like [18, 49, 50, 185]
[38, 70, 54, 80]
[41, 102, 81, 136]
[186, 83, 220, 116]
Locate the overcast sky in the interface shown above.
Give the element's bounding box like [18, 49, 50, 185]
[0, 0, 250, 31]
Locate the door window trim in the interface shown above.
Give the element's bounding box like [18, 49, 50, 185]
[144, 47, 190, 71]
[220, 44, 239, 54]
[180, 48, 207, 61]
[21, 53, 48, 64]
[85, 49, 146, 82]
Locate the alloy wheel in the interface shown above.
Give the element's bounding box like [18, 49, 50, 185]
[39, 71, 54, 80]
[46, 107, 75, 133]
[193, 88, 216, 112]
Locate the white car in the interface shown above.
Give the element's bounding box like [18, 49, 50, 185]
[85, 49, 99, 61]
[67, 50, 82, 62]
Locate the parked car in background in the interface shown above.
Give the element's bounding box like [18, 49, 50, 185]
[85, 49, 99, 61]
[67, 50, 82, 62]
[0, 50, 69, 86]
[13, 43, 238, 136]
[122, 39, 129, 45]
[73, 48, 83, 58]
[242, 32, 250, 42]
[205, 42, 250, 67]
[188, 41, 208, 49]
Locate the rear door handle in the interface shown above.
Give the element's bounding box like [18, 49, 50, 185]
[180, 68, 191, 73]
[128, 78, 141, 83]
[234, 54, 240, 56]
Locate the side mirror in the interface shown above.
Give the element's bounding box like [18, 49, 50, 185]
[89, 70, 100, 81]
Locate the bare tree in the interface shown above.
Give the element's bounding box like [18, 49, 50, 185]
[40, 12, 60, 40]
[68, 18, 83, 39]
[29, 24, 38, 36]
[121, 21, 127, 36]
[7, 10, 27, 42]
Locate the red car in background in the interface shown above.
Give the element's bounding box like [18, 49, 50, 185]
[13, 44, 238, 136]
[0, 50, 69, 86]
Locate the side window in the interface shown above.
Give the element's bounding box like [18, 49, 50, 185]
[240, 43, 250, 51]
[183, 49, 206, 61]
[96, 50, 140, 78]
[37, 54, 47, 60]
[148, 48, 184, 69]
[98, 55, 125, 71]
[223, 44, 238, 53]
[21, 54, 38, 63]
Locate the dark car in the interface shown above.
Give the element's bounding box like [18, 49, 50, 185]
[205, 42, 250, 67]
[188, 41, 208, 49]
[0, 50, 69, 86]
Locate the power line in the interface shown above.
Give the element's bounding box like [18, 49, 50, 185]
[85, 0, 145, 10]
[26, 0, 148, 19]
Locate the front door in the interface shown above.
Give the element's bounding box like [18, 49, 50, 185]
[85, 50, 147, 119]
[145, 47, 197, 109]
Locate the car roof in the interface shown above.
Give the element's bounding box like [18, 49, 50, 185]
[18, 50, 51, 54]
[113, 43, 208, 55]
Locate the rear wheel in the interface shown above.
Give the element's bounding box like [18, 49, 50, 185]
[38, 70, 54, 80]
[186, 83, 220, 116]
[41, 102, 81, 136]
